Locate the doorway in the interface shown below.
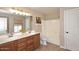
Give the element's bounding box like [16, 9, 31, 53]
[64, 8, 79, 51]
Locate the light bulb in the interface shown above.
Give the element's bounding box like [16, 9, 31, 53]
[9, 9, 31, 16]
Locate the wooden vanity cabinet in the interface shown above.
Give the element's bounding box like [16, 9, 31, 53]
[16, 38, 27, 51]
[0, 34, 40, 51]
[26, 36, 34, 51]
[33, 34, 40, 49]
[0, 41, 17, 51]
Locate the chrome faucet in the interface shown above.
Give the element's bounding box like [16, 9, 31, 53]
[9, 32, 13, 37]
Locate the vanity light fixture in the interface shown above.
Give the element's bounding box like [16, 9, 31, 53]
[9, 9, 31, 16]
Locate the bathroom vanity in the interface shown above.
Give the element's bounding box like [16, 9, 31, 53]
[0, 33, 40, 51]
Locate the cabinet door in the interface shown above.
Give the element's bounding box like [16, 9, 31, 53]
[0, 43, 11, 51]
[0, 41, 16, 51]
[17, 38, 27, 51]
[17, 42, 27, 51]
[27, 37, 33, 46]
[26, 36, 34, 51]
[26, 45, 34, 51]
[11, 41, 17, 51]
[33, 34, 40, 49]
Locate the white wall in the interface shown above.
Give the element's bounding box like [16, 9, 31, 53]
[24, 7, 45, 33]
[42, 19, 60, 45]
[31, 16, 42, 32]
[25, 16, 30, 30]
[31, 10, 45, 33]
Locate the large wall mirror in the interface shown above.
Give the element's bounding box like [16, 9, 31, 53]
[13, 16, 32, 33]
[0, 17, 8, 35]
[14, 16, 25, 33]
[0, 11, 32, 35]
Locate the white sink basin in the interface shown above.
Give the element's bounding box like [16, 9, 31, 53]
[0, 35, 9, 39]
[13, 31, 36, 36]
[13, 32, 22, 36]
[0, 35, 9, 42]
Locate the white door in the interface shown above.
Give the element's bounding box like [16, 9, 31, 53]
[64, 8, 79, 51]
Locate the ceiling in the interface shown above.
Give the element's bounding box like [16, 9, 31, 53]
[0, 7, 75, 17]
[30, 7, 60, 16]
[0, 7, 75, 15]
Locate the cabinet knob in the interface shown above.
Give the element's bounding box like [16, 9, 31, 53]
[66, 32, 69, 34]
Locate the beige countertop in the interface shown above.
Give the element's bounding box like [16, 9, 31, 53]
[0, 32, 40, 44]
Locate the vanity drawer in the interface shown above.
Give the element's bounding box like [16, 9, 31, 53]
[17, 38, 26, 44]
[18, 42, 26, 48]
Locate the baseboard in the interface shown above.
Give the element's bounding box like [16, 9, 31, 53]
[47, 40, 65, 49]
[47, 40, 60, 46]
[47, 42, 60, 48]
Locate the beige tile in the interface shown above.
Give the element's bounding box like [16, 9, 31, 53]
[35, 43, 69, 51]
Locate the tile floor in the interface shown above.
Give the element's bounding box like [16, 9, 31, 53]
[35, 43, 70, 51]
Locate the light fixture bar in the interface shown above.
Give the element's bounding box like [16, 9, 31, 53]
[9, 9, 31, 16]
